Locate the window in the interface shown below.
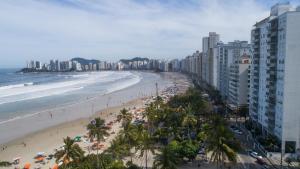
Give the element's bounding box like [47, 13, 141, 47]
[285, 141, 296, 153]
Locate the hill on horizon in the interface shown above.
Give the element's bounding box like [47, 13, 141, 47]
[71, 57, 100, 65]
[119, 57, 149, 64]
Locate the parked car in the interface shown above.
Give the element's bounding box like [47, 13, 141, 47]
[256, 157, 266, 165]
[249, 150, 263, 159]
[198, 148, 205, 155]
[234, 129, 243, 135]
[250, 151, 258, 158]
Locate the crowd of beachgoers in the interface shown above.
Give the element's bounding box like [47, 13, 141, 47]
[0, 73, 191, 169]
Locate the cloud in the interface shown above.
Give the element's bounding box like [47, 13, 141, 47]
[0, 0, 275, 67]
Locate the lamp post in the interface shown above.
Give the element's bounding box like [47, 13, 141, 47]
[280, 139, 284, 169]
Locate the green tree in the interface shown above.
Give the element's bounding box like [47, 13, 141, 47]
[137, 130, 155, 169]
[153, 145, 179, 169]
[182, 105, 197, 139]
[206, 116, 238, 169]
[54, 136, 85, 165]
[179, 140, 199, 161]
[119, 124, 139, 162]
[106, 136, 128, 160]
[87, 118, 110, 169]
[117, 108, 132, 127]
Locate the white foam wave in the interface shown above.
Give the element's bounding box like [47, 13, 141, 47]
[0, 82, 34, 90]
[0, 71, 142, 124]
[0, 112, 41, 125]
[0, 71, 139, 105]
[105, 74, 142, 94]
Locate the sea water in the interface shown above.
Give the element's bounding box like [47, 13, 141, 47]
[0, 69, 142, 124]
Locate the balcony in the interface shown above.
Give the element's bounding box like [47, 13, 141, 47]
[267, 70, 276, 75]
[266, 97, 276, 105]
[267, 75, 276, 82]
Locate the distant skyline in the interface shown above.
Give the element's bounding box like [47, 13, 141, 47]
[0, 0, 299, 68]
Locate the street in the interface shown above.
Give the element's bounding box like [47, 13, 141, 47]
[231, 119, 273, 169]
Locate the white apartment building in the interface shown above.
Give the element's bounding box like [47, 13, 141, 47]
[228, 56, 251, 108]
[249, 3, 300, 152]
[215, 41, 251, 99]
[202, 32, 220, 88]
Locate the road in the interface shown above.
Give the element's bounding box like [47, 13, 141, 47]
[230, 120, 271, 169]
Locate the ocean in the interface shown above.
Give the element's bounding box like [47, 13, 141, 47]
[0, 69, 142, 124]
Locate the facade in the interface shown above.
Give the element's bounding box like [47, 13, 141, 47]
[228, 55, 251, 108]
[249, 3, 300, 152]
[215, 41, 251, 99]
[180, 51, 202, 77]
[202, 32, 220, 87]
[170, 59, 180, 72]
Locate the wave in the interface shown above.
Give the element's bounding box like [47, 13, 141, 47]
[0, 112, 41, 125]
[0, 71, 143, 125]
[105, 74, 142, 94]
[0, 71, 140, 105]
[0, 82, 34, 90]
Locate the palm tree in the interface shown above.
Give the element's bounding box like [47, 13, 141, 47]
[137, 130, 155, 169]
[107, 135, 128, 160]
[153, 145, 179, 169]
[182, 105, 197, 140]
[206, 116, 237, 169]
[55, 137, 85, 165]
[119, 124, 139, 162]
[117, 108, 132, 127]
[87, 117, 110, 169]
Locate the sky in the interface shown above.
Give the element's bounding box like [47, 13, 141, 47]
[0, 0, 298, 68]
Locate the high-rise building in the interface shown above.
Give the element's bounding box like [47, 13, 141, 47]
[55, 60, 60, 71]
[170, 59, 180, 72]
[72, 61, 82, 71]
[228, 55, 251, 109]
[50, 60, 55, 71]
[202, 32, 220, 87]
[215, 41, 251, 99]
[98, 61, 106, 70]
[249, 3, 300, 152]
[35, 61, 41, 69]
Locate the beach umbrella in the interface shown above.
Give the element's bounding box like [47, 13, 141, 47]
[52, 164, 59, 169]
[36, 156, 44, 162]
[24, 162, 31, 169]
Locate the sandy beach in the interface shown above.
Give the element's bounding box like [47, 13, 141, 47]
[0, 72, 191, 169]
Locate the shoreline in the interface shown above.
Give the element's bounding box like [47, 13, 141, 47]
[0, 72, 191, 169]
[0, 97, 145, 169]
[0, 71, 171, 144]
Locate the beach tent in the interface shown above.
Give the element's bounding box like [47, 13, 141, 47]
[52, 164, 59, 169]
[23, 162, 31, 169]
[74, 136, 81, 142]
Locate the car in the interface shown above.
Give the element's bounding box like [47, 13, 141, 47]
[234, 129, 243, 135]
[198, 148, 205, 155]
[250, 151, 258, 158]
[256, 157, 266, 165]
[230, 125, 238, 130]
